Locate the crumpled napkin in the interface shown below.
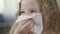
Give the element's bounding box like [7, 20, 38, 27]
[15, 13, 43, 34]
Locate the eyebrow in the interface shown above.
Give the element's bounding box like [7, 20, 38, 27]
[28, 8, 37, 10]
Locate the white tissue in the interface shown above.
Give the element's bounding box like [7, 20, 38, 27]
[15, 13, 43, 34]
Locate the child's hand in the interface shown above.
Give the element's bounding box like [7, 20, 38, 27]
[14, 19, 35, 34]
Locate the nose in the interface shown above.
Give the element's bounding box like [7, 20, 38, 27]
[25, 10, 31, 15]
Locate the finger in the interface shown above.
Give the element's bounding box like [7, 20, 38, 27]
[15, 19, 28, 31]
[14, 20, 34, 34]
[17, 18, 33, 27]
[22, 20, 34, 32]
[28, 31, 35, 34]
[14, 19, 29, 34]
[20, 18, 33, 25]
[18, 19, 29, 27]
[18, 20, 34, 34]
[14, 19, 31, 32]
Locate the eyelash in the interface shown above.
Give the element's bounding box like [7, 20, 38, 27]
[21, 11, 25, 13]
[31, 10, 34, 13]
[21, 10, 36, 14]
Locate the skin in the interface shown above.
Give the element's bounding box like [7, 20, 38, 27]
[21, 0, 40, 15]
[14, 19, 35, 34]
[9, 0, 40, 34]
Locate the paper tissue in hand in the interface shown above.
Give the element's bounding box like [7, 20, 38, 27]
[15, 13, 43, 34]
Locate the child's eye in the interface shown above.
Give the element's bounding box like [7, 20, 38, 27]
[21, 11, 25, 14]
[31, 10, 37, 13]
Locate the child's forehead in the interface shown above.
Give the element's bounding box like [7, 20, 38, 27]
[22, 0, 37, 2]
[21, 0, 39, 9]
[21, 0, 38, 5]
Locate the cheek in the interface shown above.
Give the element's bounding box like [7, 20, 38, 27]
[35, 8, 40, 13]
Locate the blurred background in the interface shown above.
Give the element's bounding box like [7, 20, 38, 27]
[0, 0, 19, 34]
[0, 0, 60, 34]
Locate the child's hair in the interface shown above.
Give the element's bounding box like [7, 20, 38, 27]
[16, 0, 22, 18]
[16, 0, 42, 18]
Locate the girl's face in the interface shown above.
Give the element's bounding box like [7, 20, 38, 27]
[21, 0, 40, 15]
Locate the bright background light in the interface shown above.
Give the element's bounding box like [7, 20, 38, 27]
[0, 0, 4, 14]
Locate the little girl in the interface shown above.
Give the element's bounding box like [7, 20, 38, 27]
[9, 0, 43, 34]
